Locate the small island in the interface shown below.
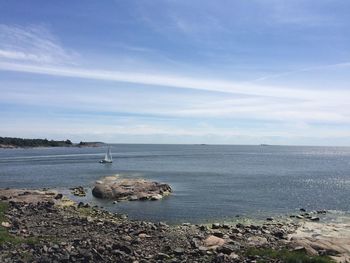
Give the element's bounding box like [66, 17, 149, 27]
[0, 137, 104, 148]
[92, 176, 172, 201]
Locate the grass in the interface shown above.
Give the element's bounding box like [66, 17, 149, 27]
[245, 248, 335, 263]
[0, 202, 39, 245]
[0, 202, 8, 221]
[0, 202, 16, 244]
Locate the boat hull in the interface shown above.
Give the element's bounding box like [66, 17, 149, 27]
[99, 160, 113, 164]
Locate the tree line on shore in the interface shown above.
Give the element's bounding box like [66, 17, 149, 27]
[0, 137, 73, 147]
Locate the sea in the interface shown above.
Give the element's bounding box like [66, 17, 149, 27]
[0, 144, 350, 224]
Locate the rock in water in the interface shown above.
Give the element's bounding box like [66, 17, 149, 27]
[92, 177, 171, 201]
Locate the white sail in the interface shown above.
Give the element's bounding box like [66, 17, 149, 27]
[105, 147, 112, 162]
[100, 146, 113, 163]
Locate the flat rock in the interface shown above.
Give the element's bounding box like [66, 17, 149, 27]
[289, 220, 350, 261]
[1, 221, 11, 228]
[248, 236, 268, 246]
[0, 189, 58, 204]
[92, 176, 172, 201]
[203, 235, 225, 249]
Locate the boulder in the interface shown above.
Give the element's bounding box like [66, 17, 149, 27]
[248, 236, 268, 246]
[203, 235, 225, 249]
[92, 177, 172, 201]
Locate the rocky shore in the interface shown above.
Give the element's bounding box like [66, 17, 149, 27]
[0, 189, 348, 262]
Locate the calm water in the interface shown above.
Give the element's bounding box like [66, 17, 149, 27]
[1, 144, 350, 223]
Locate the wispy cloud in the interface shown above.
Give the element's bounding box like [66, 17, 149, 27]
[254, 62, 350, 82]
[254, 0, 337, 26]
[1, 61, 350, 102]
[1, 68, 349, 127]
[0, 24, 77, 65]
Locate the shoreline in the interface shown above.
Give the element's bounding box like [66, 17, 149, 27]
[1, 189, 349, 262]
[0, 144, 103, 149]
[62, 185, 350, 226]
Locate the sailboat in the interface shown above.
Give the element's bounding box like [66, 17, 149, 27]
[99, 146, 113, 163]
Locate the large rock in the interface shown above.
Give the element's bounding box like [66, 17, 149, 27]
[203, 235, 226, 249]
[289, 220, 350, 262]
[92, 176, 172, 201]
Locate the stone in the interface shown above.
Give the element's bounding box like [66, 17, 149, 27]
[248, 236, 268, 246]
[150, 194, 162, 201]
[138, 233, 151, 238]
[191, 238, 201, 249]
[156, 253, 170, 259]
[92, 177, 171, 201]
[173, 247, 185, 255]
[212, 231, 224, 238]
[310, 217, 320, 222]
[203, 235, 225, 248]
[317, 210, 327, 214]
[158, 222, 168, 228]
[199, 225, 208, 231]
[273, 230, 285, 239]
[1, 222, 11, 228]
[212, 223, 221, 229]
[231, 228, 241, 234]
[54, 194, 63, 200]
[112, 243, 133, 254]
[129, 195, 138, 201]
[229, 252, 240, 260]
[70, 186, 86, 197]
[217, 244, 236, 254]
[236, 223, 244, 228]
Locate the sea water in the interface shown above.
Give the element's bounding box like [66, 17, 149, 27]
[0, 144, 349, 223]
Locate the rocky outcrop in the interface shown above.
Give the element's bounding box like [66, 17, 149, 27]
[70, 186, 86, 197]
[289, 220, 350, 262]
[92, 176, 172, 201]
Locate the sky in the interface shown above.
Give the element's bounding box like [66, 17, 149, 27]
[0, 0, 350, 145]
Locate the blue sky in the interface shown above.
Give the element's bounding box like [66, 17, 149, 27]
[0, 0, 350, 145]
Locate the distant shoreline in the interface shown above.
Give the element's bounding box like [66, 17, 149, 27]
[0, 136, 104, 149]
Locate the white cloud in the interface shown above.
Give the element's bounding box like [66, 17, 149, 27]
[254, 62, 350, 82]
[0, 24, 76, 64]
[0, 58, 350, 127]
[1, 61, 350, 102]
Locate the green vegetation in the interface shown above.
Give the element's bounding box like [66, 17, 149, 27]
[0, 202, 8, 221]
[0, 202, 38, 245]
[0, 136, 73, 148]
[245, 248, 334, 263]
[0, 202, 18, 244]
